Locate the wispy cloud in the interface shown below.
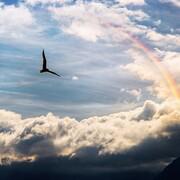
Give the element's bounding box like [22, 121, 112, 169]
[159, 0, 180, 7]
[116, 0, 145, 6]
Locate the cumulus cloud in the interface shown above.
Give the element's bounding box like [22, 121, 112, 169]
[0, 99, 180, 168]
[120, 48, 180, 99]
[0, 4, 35, 39]
[127, 89, 141, 97]
[120, 88, 142, 101]
[121, 50, 163, 97]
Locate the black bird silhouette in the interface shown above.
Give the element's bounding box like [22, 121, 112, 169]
[40, 50, 61, 77]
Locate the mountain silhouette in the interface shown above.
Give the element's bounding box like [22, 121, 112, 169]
[155, 157, 180, 180]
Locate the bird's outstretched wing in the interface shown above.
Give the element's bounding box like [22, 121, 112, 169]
[47, 70, 61, 77]
[42, 50, 47, 70]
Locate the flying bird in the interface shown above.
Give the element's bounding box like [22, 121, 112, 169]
[40, 50, 61, 77]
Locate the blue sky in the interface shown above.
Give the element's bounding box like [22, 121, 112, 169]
[3, 0, 18, 4]
[0, 0, 179, 119]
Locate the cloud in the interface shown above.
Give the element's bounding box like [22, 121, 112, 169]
[0, 3, 50, 47]
[121, 50, 164, 97]
[126, 89, 142, 97]
[161, 51, 180, 82]
[116, 0, 145, 6]
[145, 29, 180, 48]
[120, 88, 142, 101]
[127, 89, 141, 97]
[23, 0, 69, 6]
[24, 0, 146, 6]
[0, 0, 145, 47]
[0, 99, 180, 170]
[159, 0, 180, 7]
[72, 76, 79, 81]
[45, 1, 179, 102]
[0, 4, 35, 39]
[120, 48, 180, 99]
[49, 1, 148, 42]
[49, 2, 113, 42]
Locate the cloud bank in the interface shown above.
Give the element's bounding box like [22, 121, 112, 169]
[0, 99, 180, 170]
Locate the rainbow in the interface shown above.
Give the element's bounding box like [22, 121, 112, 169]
[109, 24, 180, 100]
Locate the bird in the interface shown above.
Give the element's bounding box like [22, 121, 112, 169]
[40, 50, 61, 77]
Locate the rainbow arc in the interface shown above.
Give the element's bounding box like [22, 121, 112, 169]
[109, 24, 180, 100]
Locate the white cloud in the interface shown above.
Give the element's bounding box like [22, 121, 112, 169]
[0, 1, 149, 46]
[158, 50, 180, 83]
[49, 2, 114, 42]
[0, 2, 4, 7]
[121, 88, 142, 101]
[120, 49, 176, 99]
[0, 4, 35, 39]
[72, 76, 79, 81]
[127, 89, 142, 100]
[49, 2, 148, 42]
[159, 0, 180, 7]
[24, 0, 146, 6]
[154, 19, 161, 26]
[0, 99, 180, 164]
[23, 0, 68, 5]
[116, 0, 145, 6]
[146, 30, 180, 47]
[120, 49, 179, 98]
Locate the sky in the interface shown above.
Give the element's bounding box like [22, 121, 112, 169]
[0, 0, 179, 119]
[0, 0, 180, 179]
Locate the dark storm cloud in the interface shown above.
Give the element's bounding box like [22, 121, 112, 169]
[0, 156, 156, 180]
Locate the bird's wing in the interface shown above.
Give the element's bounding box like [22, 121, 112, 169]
[42, 50, 47, 69]
[47, 70, 61, 77]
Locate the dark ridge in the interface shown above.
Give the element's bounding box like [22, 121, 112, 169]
[155, 157, 180, 180]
